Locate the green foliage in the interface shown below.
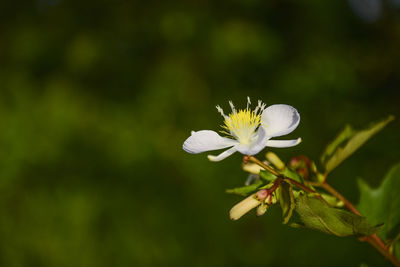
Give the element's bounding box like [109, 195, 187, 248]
[357, 163, 400, 240]
[320, 193, 343, 207]
[1, 0, 399, 264]
[226, 180, 263, 196]
[396, 244, 400, 264]
[320, 125, 354, 164]
[321, 116, 394, 174]
[259, 170, 277, 182]
[291, 195, 381, 237]
[281, 167, 303, 183]
[260, 167, 302, 183]
[229, 115, 399, 265]
[279, 182, 295, 224]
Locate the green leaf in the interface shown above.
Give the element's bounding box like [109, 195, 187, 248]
[292, 194, 381, 237]
[321, 115, 394, 174]
[226, 180, 263, 196]
[281, 167, 303, 183]
[259, 170, 277, 182]
[357, 163, 400, 240]
[279, 181, 295, 224]
[320, 193, 343, 207]
[321, 125, 355, 164]
[260, 168, 302, 183]
[395, 241, 400, 263]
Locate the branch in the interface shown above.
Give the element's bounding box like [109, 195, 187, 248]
[246, 156, 330, 206]
[246, 155, 400, 267]
[319, 182, 400, 267]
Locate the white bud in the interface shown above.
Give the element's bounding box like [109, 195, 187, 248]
[230, 193, 261, 221]
[242, 162, 268, 174]
[265, 152, 285, 170]
[256, 203, 268, 216]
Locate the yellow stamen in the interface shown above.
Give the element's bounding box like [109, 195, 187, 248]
[222, 109, 261, 144]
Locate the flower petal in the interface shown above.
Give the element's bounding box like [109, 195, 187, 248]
[235, 126, 268, 155]
[266, 138, 302, 148]
[183, 130, 237, 154]
[261, 104, 300, 137]
[207, 147, 237, 162]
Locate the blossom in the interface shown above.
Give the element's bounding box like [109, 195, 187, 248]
[182, 97, 301, 161]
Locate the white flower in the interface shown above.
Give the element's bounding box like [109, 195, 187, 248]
[182, 97, 301, 161]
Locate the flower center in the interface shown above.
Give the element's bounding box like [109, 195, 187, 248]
[222, 109, 261, 144]
[216, 98, 266, 145]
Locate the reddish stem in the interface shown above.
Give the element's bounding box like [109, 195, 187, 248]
[247, 156, 329, 205]
[320, 182, 360, 215]
[320, 182, 400, 267]
[247, 155, 400, 267]
[267, 176, 283, 195]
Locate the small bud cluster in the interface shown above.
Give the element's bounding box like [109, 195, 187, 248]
[230, 185, 279, 220]
[289, 155, 325, 183]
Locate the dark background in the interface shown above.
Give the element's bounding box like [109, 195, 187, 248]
[0, 0, 399, 266]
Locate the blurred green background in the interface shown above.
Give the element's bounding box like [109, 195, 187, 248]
[0, 0, 399, 266]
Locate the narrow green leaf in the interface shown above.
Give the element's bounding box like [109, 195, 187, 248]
[321, 124, 355, 164]
[281, 167, 303, 183]
[357, 163, 400, 240]
[261, 167, 302, 183]
[259, 170, 277, 182]
[292, 194, 381, 237]
[226, 180, 263, 196]
[279, 182, 295, 224]
[322, 115, 394, 174]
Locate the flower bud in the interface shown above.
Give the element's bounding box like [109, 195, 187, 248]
[256, 189, 268, 201]
[289, 155, 310, 169]
[265, 152, 285, 170]
[289, 155, 311, 179]
[256, 203, 268, 216]
[289, 157, 301, 169]
[296, 168, 309, 179]
[230, 193, 261, 221]
[242, 162, 267, 174]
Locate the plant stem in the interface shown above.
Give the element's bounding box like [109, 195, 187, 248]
[246, 156, 330, 206]
[245, 156, 280, 176]
[246, 155, 400, 266]
[319, 182, 400, 267]
[284, 177, 331, 206]
[319, 182, 360, 215]
[267, 176, 282, 195]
